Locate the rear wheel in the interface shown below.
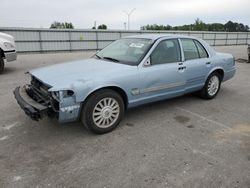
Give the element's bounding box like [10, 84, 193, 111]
[200, 72, 221, 99]
[81, 89, 125, 134]
[0, 56, 4, 73]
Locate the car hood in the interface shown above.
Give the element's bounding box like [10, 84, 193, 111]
[29, 58, 134, 91]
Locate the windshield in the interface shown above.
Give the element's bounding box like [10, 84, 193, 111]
[96, 38, 153, 65]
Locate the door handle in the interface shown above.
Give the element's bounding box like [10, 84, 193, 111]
[178, 66, 186, 70]
[206, 62, 211, 65]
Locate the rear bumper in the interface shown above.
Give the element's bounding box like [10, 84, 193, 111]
[13, 86, 48, 121]
[4, 50, 17, 62]
[223, 67, 236, 82]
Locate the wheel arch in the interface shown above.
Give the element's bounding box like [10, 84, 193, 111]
[206, 67, 224, 81]
[215, 69, 224, 81]
[81, 86, 129, 109]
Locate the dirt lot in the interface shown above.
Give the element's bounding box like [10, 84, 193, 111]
[0, 46, 249, 188]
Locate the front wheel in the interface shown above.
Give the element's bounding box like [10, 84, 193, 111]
[200, 72, 221, 99]
[0, 56, 4, 73]
[81, 89, 125, 134]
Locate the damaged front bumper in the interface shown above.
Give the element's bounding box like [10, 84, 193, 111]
[14, 86, 81, 123]
[5, 50, 17, 62]
[14, 86, 48, 120]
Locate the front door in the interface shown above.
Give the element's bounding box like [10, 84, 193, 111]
[137, 39, 186, 104]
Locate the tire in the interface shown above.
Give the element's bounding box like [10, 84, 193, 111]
[0, 56, 4, 74]
[200, 72, 221, 99]
[81, 89, 125, 134]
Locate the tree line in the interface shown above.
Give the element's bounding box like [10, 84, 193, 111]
[50, 21, 74, 29]
[49, 19, 249, 32]
[50, 21, 108, 30]
[141, 19, 249, 32]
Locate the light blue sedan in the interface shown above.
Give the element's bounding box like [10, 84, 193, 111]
[14, 34, 236, 134]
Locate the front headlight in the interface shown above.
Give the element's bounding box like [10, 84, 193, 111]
[51, 90, 75, 101]
[60, 90, 74, 98]
[4, 42, 14, 49]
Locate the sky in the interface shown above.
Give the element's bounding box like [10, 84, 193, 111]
[0, 0, 249, 30]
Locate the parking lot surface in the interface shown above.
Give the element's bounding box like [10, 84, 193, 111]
[0, 46, 249, 188]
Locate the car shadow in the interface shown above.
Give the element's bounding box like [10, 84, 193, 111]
[0, 67, 19, 75]
[123, 93, 197, 122]
[26, 93, 198, 137]
[19, 88, 233, 139]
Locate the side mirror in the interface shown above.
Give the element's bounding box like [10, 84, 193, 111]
[144, 57, 151, 67]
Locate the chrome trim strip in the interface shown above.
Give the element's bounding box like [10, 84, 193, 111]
[140, 81, 186, 94]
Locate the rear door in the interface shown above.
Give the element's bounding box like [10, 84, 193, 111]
[180, 38, 211, 92]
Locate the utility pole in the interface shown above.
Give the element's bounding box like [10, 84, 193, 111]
[124, 22, 127, 30]
[123, 8, 136, 30]
[94, 21, 97, 29]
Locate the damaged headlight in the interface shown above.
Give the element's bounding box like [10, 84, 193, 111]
[64, 90, 74, 97]
[51, 91, 60, 101]
[51, 90, 75, 101]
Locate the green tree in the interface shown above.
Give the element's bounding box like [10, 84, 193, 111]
[193, 18, 208, 31]
[208, 23, 224, 31]
[97, 24, 107, 29]
[50, 21, 74, 29]
[224, 21, 235, 32]
[141, 24, 172, 30]
[224, 21, 249, 32]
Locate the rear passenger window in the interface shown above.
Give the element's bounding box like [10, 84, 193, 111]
[194, 40, 208, 58]
[181, 39, 200, 60]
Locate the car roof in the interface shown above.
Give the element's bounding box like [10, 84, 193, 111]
[124, 34, 198, 41]
[124, 33, 217, 57]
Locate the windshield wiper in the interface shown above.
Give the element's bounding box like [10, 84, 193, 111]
[103, 56, 120, 62]
[94, 54, 102, 59]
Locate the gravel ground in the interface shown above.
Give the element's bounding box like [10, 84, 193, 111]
[0, 46, 249, 188]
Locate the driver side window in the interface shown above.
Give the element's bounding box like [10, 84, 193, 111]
[151, 39, 181, 65]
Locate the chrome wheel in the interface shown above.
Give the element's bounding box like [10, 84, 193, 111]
[207, 75, 220, 96]
[92, 97, 120, 128]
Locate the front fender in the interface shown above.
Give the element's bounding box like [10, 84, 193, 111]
[75, 83, 128, 103]
[71, 67, 139, 104]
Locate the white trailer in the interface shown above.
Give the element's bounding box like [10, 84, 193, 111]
[0, 32, 17, 73]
